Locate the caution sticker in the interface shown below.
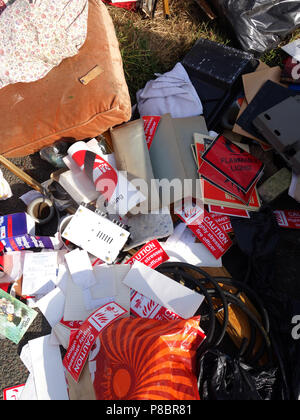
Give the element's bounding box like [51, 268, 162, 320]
[143, 116, 161, 149]
[274, 210, 300, 229]
[174, 201, 232, 259]
[63, 302, 127, 382]
[125, 240, 169, 269]
[130, 290, 182, 321]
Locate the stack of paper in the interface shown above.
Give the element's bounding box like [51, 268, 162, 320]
[194, 133, 262, 211]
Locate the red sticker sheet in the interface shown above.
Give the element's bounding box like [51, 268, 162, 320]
[210, 213, 233, 234]
[199, 160, 258, 204]
[200, 178, 261, 211]
[63, 302, 127, 382]
[142, 116, 161, 150]
[201, 135, 264, 193]
[130, 290, 182, 321]
[125, 240, 169, 269]
[3, 384, 25, 400]
[208, 205, 250, 219]
[274, 210, 300, 229]
[174, 201, 232, 259]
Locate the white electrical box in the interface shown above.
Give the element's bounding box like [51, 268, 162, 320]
[62, 205, 130, 264]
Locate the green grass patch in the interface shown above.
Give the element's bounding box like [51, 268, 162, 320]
[116, 22, 167, 103]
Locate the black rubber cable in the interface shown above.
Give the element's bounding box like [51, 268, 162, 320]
[217, 290, 274, 370]
[214, 277, 270, 333]
[156, 262, 287, 395]
[157, 263, 229, 347]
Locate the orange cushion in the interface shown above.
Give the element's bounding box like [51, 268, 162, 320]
[0, 0, 131, 157]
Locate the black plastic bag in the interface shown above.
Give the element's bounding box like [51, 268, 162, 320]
[198, 349, 278, 400]
[227, 207, 298, 399]
[211, 0, 300, 55]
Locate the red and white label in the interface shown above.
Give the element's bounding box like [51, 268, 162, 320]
[125, 240, 169, 269]
[60, 319, 83, 330]
[143, 116, 161, 149]
[68, 142, 145, 216]
[63, 302, 126, 382]
[208, 205, 250, 219]
[274, 210, 300, 229]
[3, 384, 25, 400]
[130, 290, 182, 321]
[210, 213, 233, 234]
[201, 135, 264, 193]
[174, 201, 232, 259]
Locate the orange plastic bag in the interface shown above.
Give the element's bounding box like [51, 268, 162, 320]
[88, 316, 205, 400]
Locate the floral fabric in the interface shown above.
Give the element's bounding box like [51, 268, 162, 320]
[0, 0, 88, 89]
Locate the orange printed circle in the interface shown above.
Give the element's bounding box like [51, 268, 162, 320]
[113, 368, 132, 399]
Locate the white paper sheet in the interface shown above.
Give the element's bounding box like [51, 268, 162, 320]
[34, 287, 65, 328]
[18, 344, 37, 401]
[63, 266, 89, 321]
[20, 343, 33, 373]
[28, 335, 69, 400]
[161, 241, 222, 267]
[53, 263, 69, 294]
[52, 322, 72, 350]
[161, 222, 222, 267]
[94, 264, 131, 314]
[19, 373, 37, 401]
[63, 263, 131, 321]
[282, 39, 300, 62]
[22, 252, 58, 296]
[65, 249, 97, 290]
[289, 172, 300, 203]
[1, 250, 28, 284]
[122, 261, 204, 318]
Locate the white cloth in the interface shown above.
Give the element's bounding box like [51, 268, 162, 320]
[0, 169, 12, 200]
[136, 62, 203, 119]
[0, 0, 89, 89]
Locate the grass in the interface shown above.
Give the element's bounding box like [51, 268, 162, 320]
[107, 0, 231, 102]
[106, 0, 300, 101]
[115, 21, 166, 102]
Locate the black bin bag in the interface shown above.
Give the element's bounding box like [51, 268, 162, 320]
[210, 0, 300, 55]
[225, 207, 300, 400]
[198, 349, 278, 400]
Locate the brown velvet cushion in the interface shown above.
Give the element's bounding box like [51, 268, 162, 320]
[0, 0, 131, 157]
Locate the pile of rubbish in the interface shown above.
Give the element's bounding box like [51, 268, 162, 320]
[0, 0, 300, 402]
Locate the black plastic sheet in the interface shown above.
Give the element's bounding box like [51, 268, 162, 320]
[211, 0, 300, 55]
[228, 207, 300, 399]
[198, 349, 278, 400]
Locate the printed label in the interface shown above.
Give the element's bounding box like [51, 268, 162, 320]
[0, 289, 37, 344]
[210, 213, 233, 234]
[174, 201, 232, 259]
[199, 160, 257, 204]
[200, 178, 261, 211]
[208, 205, 250, 219]
[63, 302, 126, 382]
[201, 135, 264, 193]
[274, 210, 300, 229]
[125, 240, 169, 269]
[3, 384, 25, 400]
[0, 235, 55, 252]
[142, 116, 161, 149]
[130, 291, 182, 321]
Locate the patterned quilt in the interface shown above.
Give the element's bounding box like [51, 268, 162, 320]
[0, 0, 22, 16]
[0, 0, 88, 89]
